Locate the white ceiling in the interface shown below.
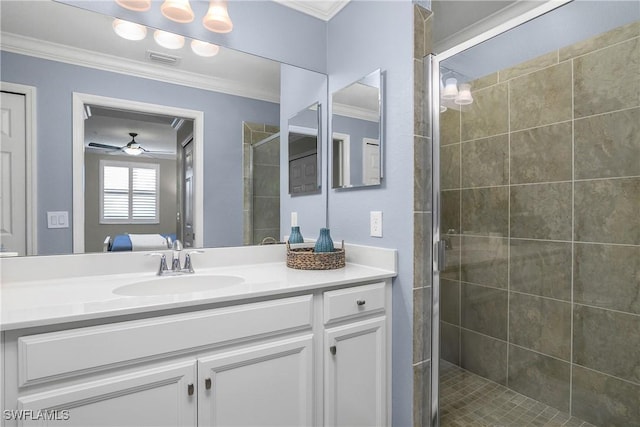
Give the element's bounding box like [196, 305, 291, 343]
[274, 0, 350, 21]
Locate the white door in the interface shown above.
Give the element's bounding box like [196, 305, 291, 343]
[182, 139, 194, 248]
[0, 91, 27, 255]
[198, 336, 314, 427]
[362, 138, 380, 186]
[17, 361, 197, 427]
[325, 317, 387, 427]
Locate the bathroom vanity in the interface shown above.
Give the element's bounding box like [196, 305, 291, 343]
[0, 244, 396, 426]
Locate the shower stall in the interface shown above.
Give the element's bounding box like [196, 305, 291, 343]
[429, 2, 639, 426]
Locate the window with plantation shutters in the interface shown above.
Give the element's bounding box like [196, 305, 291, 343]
[100, 160, 159, 224]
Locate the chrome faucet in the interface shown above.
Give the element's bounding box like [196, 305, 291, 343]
[148, 240, 204, 276]
[171, 240, 183, 271]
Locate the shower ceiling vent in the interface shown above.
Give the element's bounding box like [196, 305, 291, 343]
[146, 50, 181, 66]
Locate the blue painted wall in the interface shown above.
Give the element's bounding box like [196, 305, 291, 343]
[327, 2, 415, 425]
[1, 51, 279, 254]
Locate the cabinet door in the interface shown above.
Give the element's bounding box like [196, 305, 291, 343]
[324, 317, 386, 427]
[17, 361, 197, 427]
[198, 335, 314, 427]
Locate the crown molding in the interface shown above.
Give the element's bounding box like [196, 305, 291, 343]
[274, 0, 350, 21]
[332, 102, 379, 122]
[0, 32, 279, 104]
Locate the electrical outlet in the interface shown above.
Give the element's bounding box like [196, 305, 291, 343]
[370, 211, 382, 237]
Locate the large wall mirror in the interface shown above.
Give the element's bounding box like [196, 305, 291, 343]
[288, 102, 321, 195]
[0, 0, 327, 256]
[331, 69, 384, 189]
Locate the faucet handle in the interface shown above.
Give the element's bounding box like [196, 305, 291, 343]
[183, 250, 204, 273]
[147, 252, 168, 275]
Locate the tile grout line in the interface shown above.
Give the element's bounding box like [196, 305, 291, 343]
[457, 95, 463, 367]
[569, 55, 575, 418]
[506, 76, 512, 389]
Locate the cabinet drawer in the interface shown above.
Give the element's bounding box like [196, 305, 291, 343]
[18, 295, 313, 386]
[323, 282, 385, 324]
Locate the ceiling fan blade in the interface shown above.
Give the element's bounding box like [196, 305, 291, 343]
[88, 142, 122, 150]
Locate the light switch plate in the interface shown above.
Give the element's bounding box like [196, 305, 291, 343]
[47, 211, 69, 229]
[370, 211, 383, 237]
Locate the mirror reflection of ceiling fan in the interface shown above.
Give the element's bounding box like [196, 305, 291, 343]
[88, 132, 173, 156]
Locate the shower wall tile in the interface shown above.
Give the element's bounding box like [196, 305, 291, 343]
[441, 235, 460, 281]
[460, 82, 508, 142]
[509, 293, 571, 360]
[572, 364, 640, 427]
[253, 139, 280, 166]
[414, 136, 432, 212]
[499, 51, 558, 82]
[440, 109, 460, 146]
[460, 329, 507, 385]
[253, 197, 279, 229]
[574, 177, 640, 245]
[264, 125, 279, 134]
[574, 38, 640, 118]
[460, 235, 508, 289]
[509, 61, 572, 131]
[575, 107, 640, 180]
[574, 243, 640, 315]
[461, 135, 509, 188]
[440, 144, 460, 190]
[413, 360, 431, 427]
[253, 165, 280, 196]
[510, 182, 572, 241]
[250, 131, 275, 144]
[507, 345, 571, 412]
[440, 322, 460, 365]
[461, 283, 508, 340]
[509, 239, 572, 301]
[414, 212, 432, 289]
[441, 279, 460, 325]
[414, 286, 431, 363]
[559, 20, 640, 61]
[461, 186, 509, 236]
[471, 72, 498, 90]
[510, 122, 572, 184]
[440, 190, 460, 235]
[573, 304, 640, 384]
[414, 59, 427, 136]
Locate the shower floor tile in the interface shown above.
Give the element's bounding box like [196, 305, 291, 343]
[439, 361, 596, 427]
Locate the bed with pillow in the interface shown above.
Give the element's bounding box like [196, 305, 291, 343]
[103, 233, 176, 252]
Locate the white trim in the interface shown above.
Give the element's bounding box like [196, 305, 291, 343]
[288, 125, 318, 137]
[273, 0, 349, 21]
[332, 102, 379, 122]
[1, 32, 279, 104]
[0, 82, 37, 256]
[332, 132, 350, 188]
[73, 93, 204, 253]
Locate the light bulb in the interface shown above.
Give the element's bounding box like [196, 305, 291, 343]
[191, 40, 220, 57]
[442, 78, 458, 100]
[455, 83, 473, 105]
[112, 19, 147, 41]
[115, 0, 151, 12]
[203, 0, 233, 33]
[154, 30, 185, 49]
[161, 0, 195, 23]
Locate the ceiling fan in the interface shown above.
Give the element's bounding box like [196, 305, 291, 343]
[88, 132, 173, 156]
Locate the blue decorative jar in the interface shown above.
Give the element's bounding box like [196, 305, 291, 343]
[289, 226, 304, 244]
[314, 228, 335, 253]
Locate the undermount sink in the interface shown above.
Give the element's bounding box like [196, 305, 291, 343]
[113, 274, 245, 296]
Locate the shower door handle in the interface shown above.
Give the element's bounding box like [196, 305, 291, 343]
[435, 240, 446, 272]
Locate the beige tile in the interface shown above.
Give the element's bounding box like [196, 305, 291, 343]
[264, 125, 280, 134]
[471, 73, 498, 91]
[509, 293, 571, 360]
[574, 304, 640, 384]
[575, 107, 640, 180]
[574, 177, 640, 245]
[414, 59, 427, 136]
[508, 345, 570, 412]
[413, 287, 426, 363]
[510, 61, 572, 131]
[574, 243, 640, 315]
[461, 187, 509, 236]
[442, 235, 460, 282]
[441, 279, 460, 325]
[560, 21, 640, 61]
[461, 329, 507, 385]
[253, 137, 280, 166]
[461, 82, 508, 141]
[510, 182, 572, 240]
[414, 136, 431, 211]
[510, 122, 572, 184]
[440, 108, 461, 146]
[461, 135, 509, 188]
[424, 14, 433, 56]
[253, 165, 280, 197]
[414, 5, 426, 60]
[460, 235, 508, 289]
[414, 212, 432, 289]
[441, 144, 460, 190]
[499, 51, 559, 82]
[574, 38, 640, 118]
[441, 322, 460, 365]
[441, 190, 460, 236]
[461, 283, 508, 340]
[413, 360, 431, 427]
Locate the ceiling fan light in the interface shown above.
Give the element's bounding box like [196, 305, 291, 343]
[161, 0, 195, 23]
[191, 40, 220, 57]
[123, 144, 143, 156]
[203, 0, 233, 34]
[154, 30, 185, 50]
[112, 19, 147, 41]
[115, 0, 151, 12]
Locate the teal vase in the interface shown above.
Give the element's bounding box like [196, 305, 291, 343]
[314, 228, 335, 253]
[289, 226, 304, 244]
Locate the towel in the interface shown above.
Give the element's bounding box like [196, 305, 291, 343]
[128, 234, 169, 251]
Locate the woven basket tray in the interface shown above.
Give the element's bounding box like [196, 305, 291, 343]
[286, 241, 345, 270]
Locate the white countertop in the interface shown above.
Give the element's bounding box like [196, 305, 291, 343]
[0, 244, 397, 331]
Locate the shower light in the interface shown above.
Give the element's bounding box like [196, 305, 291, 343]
[455, 83, 473, 105]
[115, 0, 151, 12]
[112, 19, 147, 41]
[154, 30, 185, 49]
[161, 0, 195, 24]
[191, 40, 220, 57]
[442, 78, 459, 100]
[203, 0, 233, 33]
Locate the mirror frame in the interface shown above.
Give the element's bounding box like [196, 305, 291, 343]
[287, 102, 322, 196]
[72, 92, 204, 253]
[330, 69, 384, 190]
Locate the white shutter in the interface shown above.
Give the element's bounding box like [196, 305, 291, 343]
[132, 167, 157, 221]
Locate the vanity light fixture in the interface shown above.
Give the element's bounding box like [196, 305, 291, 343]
[154, 30, 185, 49]
[203, 0, 233, 34]
[112, 19, 147, 41]
[454, 83, 473, 105]
[115, 0, 151, 12]
[161, 0, 195, 23]
[442, 78, 459, 100]
[190, 40, 220, 57]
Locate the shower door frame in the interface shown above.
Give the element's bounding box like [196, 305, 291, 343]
[428, 1, 573, 425]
